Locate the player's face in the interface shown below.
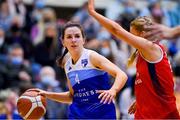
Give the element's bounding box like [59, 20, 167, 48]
[63, 26, 85, 52]
[130, 26, 140, 36]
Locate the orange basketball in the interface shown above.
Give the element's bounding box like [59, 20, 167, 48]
[17, 89, 47, 120]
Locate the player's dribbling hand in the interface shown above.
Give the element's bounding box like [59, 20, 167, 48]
[97, 89, 116, 104]
[128, 101, 136, 114]
[26, 88, 47, 97]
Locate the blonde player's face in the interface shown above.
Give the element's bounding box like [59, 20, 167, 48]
[130, 27, 140, 36]
[130, 26, 145, 38]
[63, 27, 85, 53]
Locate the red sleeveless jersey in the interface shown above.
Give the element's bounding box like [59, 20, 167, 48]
[135, 44, 180, 119]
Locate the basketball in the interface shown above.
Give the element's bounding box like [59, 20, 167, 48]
[17, 89, 47, 120]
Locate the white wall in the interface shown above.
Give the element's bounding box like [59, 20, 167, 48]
[23, 0, 177, 9]
[22, 0, 115, 8]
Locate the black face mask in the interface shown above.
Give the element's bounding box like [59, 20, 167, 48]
[11, 24, 21, 33]
[45, 36, 53, 47]
[44, 18, 51, 23]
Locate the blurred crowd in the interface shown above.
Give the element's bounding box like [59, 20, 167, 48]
[0, 0, 179, 119]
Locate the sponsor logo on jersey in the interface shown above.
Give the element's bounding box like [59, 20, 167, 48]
[81, 59, 88, 67]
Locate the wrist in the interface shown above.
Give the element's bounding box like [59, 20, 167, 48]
[110, 88, 118, 94]
[171, 26, 180, 38]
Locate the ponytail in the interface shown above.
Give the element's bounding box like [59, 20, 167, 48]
[127, 49, 138, 68]
[56, 48, 68, 67]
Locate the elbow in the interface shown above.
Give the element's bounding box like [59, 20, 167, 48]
[116, 70, 128, 83]
[124, 74, 128, 82]
[122, 72, 128, 83]
[111, 26, 124, 40]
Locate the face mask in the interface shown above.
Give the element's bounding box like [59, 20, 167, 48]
[100, 47, 110, 57]
[11, 24, 21, 33]
[41, 75, 59, 87]
[11, 56, 23, 65]
[34, 13, 42, 22]
[127, 67, 136, 76]
[124, 6, 136, 14]
[152, 8, 163, 17]
[45, 36, 53, 47]
[0, 37, 4, 46]
[35, 0, 45, 9]
[44, 18, 51, 23]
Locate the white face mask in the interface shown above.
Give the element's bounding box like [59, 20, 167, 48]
[100, 47, 111, 57]
[0, 37, 4, 46]
[41, 75, 59, 87]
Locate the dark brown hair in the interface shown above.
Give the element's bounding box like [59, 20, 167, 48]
[56, 22, 85, 67]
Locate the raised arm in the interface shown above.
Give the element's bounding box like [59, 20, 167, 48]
[90, 51, 127, 104]
[88, 0, 162, 62]
[88, 0, 145, 49]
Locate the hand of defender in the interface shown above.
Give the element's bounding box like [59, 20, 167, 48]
[128, 101, 136, 114]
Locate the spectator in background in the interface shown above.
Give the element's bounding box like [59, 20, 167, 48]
[7, 0, 26, 26]
[0, 89, 22, 120]
[0, 28, 8, 55]
[117, 0, 138, 32]
[105, 0, 124, 21]
[0, 44, 32, 89]
[71, 1, 100, 41]
[34, 23, 59, 66]
[31, 7, 57, 46]
[6, 16, 34, 59]
[23, 0, 45, 35]
[99, 40, 113, 61]
[35, 66, 67, 119]
[139, 0, 165, 24]
[0, 0, 13, 31]
[167, 0, 180, 27]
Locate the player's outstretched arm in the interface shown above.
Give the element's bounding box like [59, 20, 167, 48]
[27, 81, 73, 104]
[88, 0, 145, 50]
[88, 0, 162, 62]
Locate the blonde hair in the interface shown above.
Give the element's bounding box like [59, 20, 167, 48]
[130, 16, 153, 32]
[127, 16, 153, 67]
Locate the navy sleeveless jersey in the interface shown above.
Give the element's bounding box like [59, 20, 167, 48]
[64, 49, 116, 119]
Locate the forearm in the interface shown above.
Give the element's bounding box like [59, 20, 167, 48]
[172, 26, 180, 38]
[111, 71, 127, 93]
[44, 91, 73, 104]
[89, 11, 126, 39]
[89, 10, 146, 50]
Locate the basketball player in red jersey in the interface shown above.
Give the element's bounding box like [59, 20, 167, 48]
[88, 0, 180, 119]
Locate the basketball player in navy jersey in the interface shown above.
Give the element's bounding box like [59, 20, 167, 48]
[87, 0, 180, 119]
[29, 22, 127, 119]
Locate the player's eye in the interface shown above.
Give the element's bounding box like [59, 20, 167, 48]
[66, 35, 72, 39]
[75, 34, 80, 38]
